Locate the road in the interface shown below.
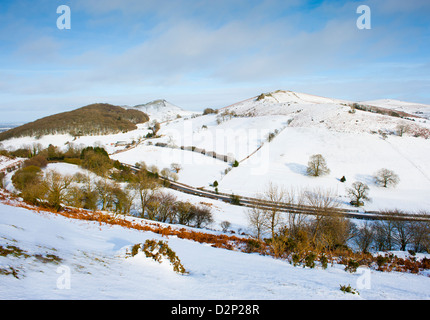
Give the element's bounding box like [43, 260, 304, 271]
[122, 163, 430, 222]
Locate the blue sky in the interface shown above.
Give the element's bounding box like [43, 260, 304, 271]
[0, 0, 429, 122]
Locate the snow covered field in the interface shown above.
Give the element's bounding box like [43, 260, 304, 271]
[1, 200, 429, 300]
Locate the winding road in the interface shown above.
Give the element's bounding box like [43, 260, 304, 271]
[122, 163, 430, 222]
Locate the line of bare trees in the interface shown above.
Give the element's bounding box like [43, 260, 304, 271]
[247, 183, 430, 256]
[354, 211, 430, 253]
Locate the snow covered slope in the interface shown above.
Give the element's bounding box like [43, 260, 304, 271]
[130, 99, 197, 122]
[362, 99, 430, 120]
[1, 200, 429, 300]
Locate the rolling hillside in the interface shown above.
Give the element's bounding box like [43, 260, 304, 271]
[1, 90, 430, 212]
[111, 90, 430, 212]
[0, 103, 149, 141]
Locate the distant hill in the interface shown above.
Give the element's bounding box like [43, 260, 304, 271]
[0, 103, 149, 141]
[130, 99, 197, 122]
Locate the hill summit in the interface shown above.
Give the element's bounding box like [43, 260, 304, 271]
[131, 99, 196, 121]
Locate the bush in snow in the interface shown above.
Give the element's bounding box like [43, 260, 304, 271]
[128, 240, 187, 274]
[340, 284, 359, 295]
[220, 220, 231, 232]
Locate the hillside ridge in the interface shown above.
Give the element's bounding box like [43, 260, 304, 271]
[0, 103, 149, 141]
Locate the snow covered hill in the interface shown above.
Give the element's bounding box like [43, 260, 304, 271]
[130, 99, 198, 122]
[109, 90, 430, 212]
[362, 99, 430, 120]
[1, 90, 430, 213]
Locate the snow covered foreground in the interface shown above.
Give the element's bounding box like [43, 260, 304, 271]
[1, 202, 429, 300]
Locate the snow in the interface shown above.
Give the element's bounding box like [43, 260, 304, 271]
[217, 127, 430, 212]
[0, 123, 152, 155]
[111, 144, 230, 188]
[1, 88, 430, 300]
[1, 89, 430, 214]
[129, 99, 198, 122]
[362, 99, 430, 120]
[1, 200, 429, 300]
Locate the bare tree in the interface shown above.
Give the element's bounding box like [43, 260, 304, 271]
[160, 168, 172, 179]
[191, 204, 214, 228]
[347, 181, 370, 207]
[262, 183, 286, 239]
[305, 187, 340, 214]
[42, 170, 74, 211]
[409, 217, 430, 252]
[285, 188, 308, 238]
[170, 163, 182, 173]
[353, 221, 375, 252]
[95, 178, 117, 211]
[112, 185, 134, 216]
[129, 170, 160, 218]
[374, 168, 400, 188]
[306, 154, 330, 177]
[396, 124, 410, 137]
[152, 191, 177, 223]
[304, 187, 344, 249]
[373, 215, 396, 251]
[174, 201, 194, 226]
[246, 204, 267, 240]
[220, 221, 231, 232]
[391, 214, 414, 251]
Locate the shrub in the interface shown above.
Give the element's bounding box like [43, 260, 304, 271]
[320, 253, 328, 269]
[291, 253, 301, 267]
[220, 220, 231, 232]
[244, 238, 265, 254]
[203, 108, 218, 115]
[128, 240, 187, 274]
[191, 205, 214, 228]
[340, 284, 359, 295]
[23, 154, 48, 169]
[304, 252, 317, 268]
[344, 258, 360, 273]
[269, 236, 287, 258]
[230, 194, 241, 205]
[11, 166, 43, 202]
[0, 172, 4, 188]
[80, 147, 113, 177]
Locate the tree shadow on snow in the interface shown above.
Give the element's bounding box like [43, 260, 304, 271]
[354, 173, 375, 186]
[285, 163, 307, 175]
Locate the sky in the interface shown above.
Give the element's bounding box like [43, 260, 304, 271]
[0, 0, 429, 123]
